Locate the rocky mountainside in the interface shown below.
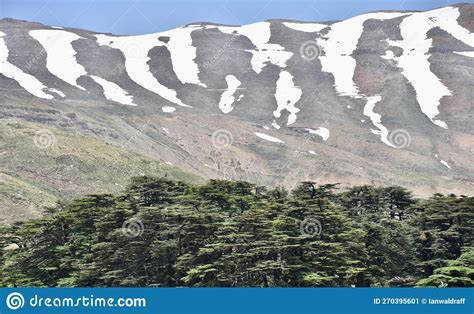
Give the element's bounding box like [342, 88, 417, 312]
[0, 4, 473, 221]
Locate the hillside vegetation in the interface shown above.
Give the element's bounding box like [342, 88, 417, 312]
[0, 121, 201, 224]
[0, 177, 472, 287]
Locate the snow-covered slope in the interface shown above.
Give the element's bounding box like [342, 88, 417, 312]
[0, 32, 55, 99]
[387, 6, 473, 129]
[0, 3, 473, 197]
[30, 29, 87, 90]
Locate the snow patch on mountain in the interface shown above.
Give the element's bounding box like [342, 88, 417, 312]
[283, 22, 327, 32]
[47, 88, 65, 97]
[454, 51, 474, 57]
[317, 12, 408, 146]
[305, 127, 330, 141]
[387, 7, 473, 129]
[162, 106, 176, 113]
[428, 7, 473, 46]
[90, 75, 136, 106]
[96, 26, 205, 88]
[164, 26, 207, 87]
[30, 29, 86, 90]
[362, 95, 395, 147]
[0, 32, 55, 99]
[255, 132, 284, 143]
[212, 22, 293, 73]
[219, 75, 241, 113]
[248, 46, 293, 74]
[96, 33, 190, 107]
[381, 50, 395, 60]
[317, 12, 409, 97]
[273, 70, 302, 125]
[440, 160, 451, 169]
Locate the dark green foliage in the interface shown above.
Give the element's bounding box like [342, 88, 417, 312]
[413, 195, 474, 277]
[416, 251, 474, 287]
[0, 177, 472, 287]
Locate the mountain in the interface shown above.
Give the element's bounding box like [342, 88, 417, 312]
[0, 4, 473, 222]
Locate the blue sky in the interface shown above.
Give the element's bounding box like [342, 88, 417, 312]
[1, 0, 471, 35]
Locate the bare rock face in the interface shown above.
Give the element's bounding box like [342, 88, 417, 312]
[0, 3, 473, 211]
